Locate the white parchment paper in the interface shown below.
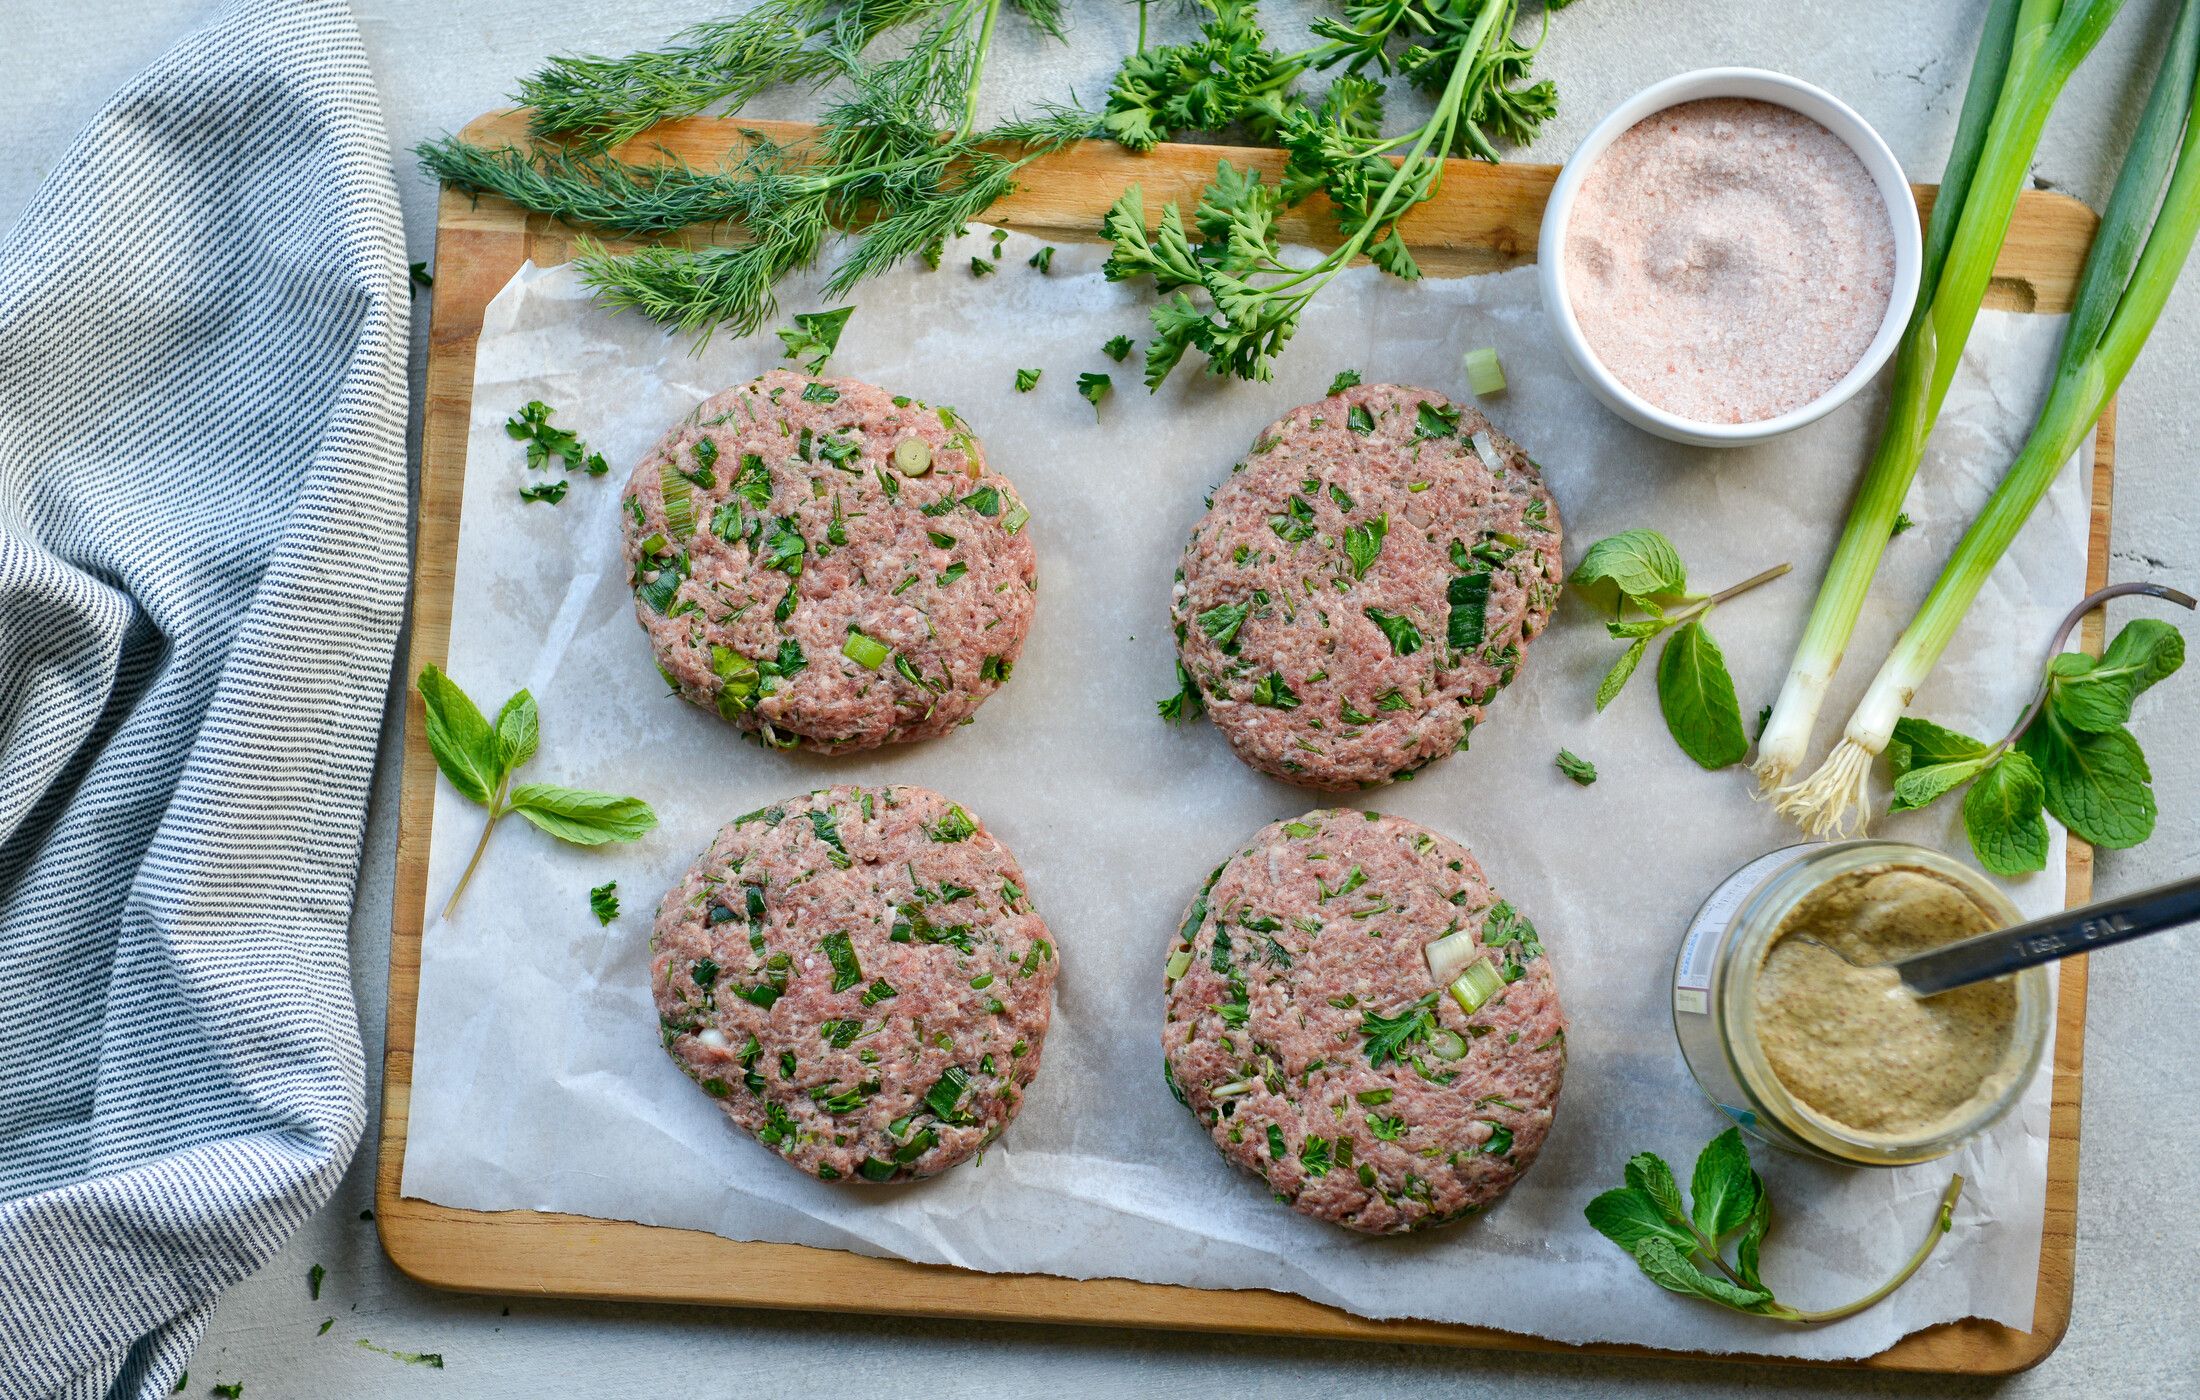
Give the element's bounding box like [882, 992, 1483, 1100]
[401, 228, 2087, 1359]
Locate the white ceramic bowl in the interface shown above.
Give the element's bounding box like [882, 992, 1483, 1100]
[1537, 68, 1922, 448]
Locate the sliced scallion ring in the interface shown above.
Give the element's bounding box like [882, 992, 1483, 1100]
[1469, 430, 1503, 474]
[892, 437, 933, 476]
[659, 460, 697, 538]
[1422, 927, 1481, 987]
[842, 628, 891, 670]
[1463, 346, 1506, 396]
[1448, 957, 1506, 1017]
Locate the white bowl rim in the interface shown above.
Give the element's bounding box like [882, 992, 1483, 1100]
[1538, 66, 1923, 446]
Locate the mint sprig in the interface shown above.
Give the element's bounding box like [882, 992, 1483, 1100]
[1888, 597, 2189, 875]
[1587, 1128, 1961, 1324]
[1572, 529, 1789, 769]
[418, 665, 657, 918]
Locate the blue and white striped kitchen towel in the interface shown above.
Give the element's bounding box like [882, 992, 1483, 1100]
[0, 1, 408, 1395]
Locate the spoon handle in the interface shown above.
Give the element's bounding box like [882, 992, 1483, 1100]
[1896, 873, 2200, 997]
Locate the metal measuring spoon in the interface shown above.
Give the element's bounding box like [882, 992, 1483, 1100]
[1795, 872, 2200, 997]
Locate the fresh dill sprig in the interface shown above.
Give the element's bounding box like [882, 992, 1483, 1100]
[415, 138, 764, 233]
[419, 0, 1093, 343]
[519, 0, 929, 149]
[520, 0, 1067, 149]
[1101, 0, 1582, 385]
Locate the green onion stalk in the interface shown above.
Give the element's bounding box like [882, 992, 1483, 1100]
[1753, 0, 2127, 803]
[1781, 0, 2200, 837]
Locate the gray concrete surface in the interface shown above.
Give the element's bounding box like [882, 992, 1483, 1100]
[6, 1, 2197, 1394]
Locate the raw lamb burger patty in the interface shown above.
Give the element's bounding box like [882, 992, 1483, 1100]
[651, 785, 1057, 1182]
[1170, 383, 1562, 789]
[1162, 809, 1565, 1233]
[621, 370, 1037, 751]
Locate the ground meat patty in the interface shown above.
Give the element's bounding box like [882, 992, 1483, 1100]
[651, 785, 1057, 1182]
[1170, 384, 1562, 789]
[621, 370, 1037, 751]
[1162, 809, 1565, 1233]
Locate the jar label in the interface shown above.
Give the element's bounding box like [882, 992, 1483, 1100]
[1674, 845, 1808, 1015]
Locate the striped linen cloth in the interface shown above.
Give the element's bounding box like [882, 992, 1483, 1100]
[0, 1, 408, 1395]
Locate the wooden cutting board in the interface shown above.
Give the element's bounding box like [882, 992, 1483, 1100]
[378, 111, 2111, 1375]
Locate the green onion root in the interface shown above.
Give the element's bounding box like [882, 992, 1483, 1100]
[1774, 736, 1877, 838]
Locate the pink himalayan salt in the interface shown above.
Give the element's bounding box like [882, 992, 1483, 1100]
[1564, 97, 1896, 425]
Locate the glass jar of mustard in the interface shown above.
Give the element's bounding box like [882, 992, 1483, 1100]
[1672, 840, 2051, 1166]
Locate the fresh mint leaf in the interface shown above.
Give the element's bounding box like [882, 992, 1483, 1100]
[2023, 720, 2156, 849]
[416, 664, 503, 806]
[1890, 754, 1993, 814]
[2048, 618, 2184, 732]
[1631, 1237, 1778, 1312]
[1572, 529, 1690, 611]
[1590, 1130, 1959, 1324]
[506, 785, 659, 846]
[1595, 636, 1649, 712]
[2100, 615, 2185, 695]
[1735, 1192, 1771, 1289]
[1886, 716, 1989, 780]
[1583, 1186, 1696, 1254]
[1689, 1127, 1760, 1242]
[1657, 620, 1746, 769]
[589, 881, 620, 925]
[1623, 1151, 1688, 1229]
[494, 690, 538, 774]
[1962, 749, 2049, 875]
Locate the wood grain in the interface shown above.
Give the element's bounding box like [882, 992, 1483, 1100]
[379, 117, 2106, 1375]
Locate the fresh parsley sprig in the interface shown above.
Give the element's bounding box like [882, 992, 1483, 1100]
[1884, 583, 2192, 875]
[1099, 0, 1582, 385]
[1587, 1128, 1962, 1324]
[776, 306, 853, 372]
[506, 399, 606, 482]
[418, 666, 658, 918]
[1572, 529, 1789, 770]
[589, 881, 621, 925]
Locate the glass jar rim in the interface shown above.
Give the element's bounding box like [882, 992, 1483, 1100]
[1713, 840, 2051, 1166]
